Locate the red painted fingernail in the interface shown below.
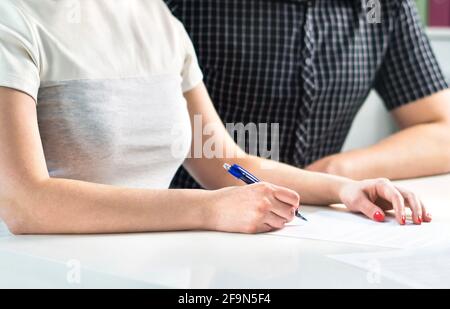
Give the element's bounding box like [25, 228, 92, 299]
[417, 216, 422, 224]
[401, 215, 406, 225]
[373, 211, 385, 222]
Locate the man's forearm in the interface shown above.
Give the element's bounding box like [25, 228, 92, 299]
[312, 122, 450, 180]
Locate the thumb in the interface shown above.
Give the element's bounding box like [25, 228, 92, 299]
[357, 196, 386, 222]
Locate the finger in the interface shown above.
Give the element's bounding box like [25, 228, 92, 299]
[269, 197, 297, 222]
[357, 195, 386, 223]
[265, 212, 288, 230]
[257, 223, 275, 234]
[375, 180, 406, 225]
[272, 185, 300, 207]
[421, 200, 432, 223]
[397, 187, 422, 225]
[271, 204, 296, 222]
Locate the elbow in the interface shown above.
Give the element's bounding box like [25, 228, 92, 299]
[424, 120, 450, 174]
[5, 219, 27, 236]
[0, 180, 46, 236]
[441, 122, 450, 172]
[0, 195, 34, 235]
[0, 200, 29, 235]
[445, 148, 450, 174]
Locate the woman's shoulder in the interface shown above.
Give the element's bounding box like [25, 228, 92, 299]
[144, 0, 178, 15]
[0, 0, 21, 13]
[0, 1, 37, 45]
[0, 1, 29, 26]
[140, 0, 191, 42]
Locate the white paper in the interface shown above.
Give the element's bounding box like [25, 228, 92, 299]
[328, 245, 450, 288]
[269, 209, 450, 249]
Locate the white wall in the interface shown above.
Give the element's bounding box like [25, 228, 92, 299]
[343, 28, 450, 151]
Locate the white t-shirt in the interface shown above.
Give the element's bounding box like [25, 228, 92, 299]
[0, 0, 203, 189]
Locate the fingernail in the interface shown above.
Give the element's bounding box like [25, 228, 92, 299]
[417, 216, 422, 224]
[401, 215, 406, 225]
[427, 213, 432, 219]
[373, 211, 385, 222]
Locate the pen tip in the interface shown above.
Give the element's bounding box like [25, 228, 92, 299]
[223, 163, 231, 171]
[296, 211, 308, 222]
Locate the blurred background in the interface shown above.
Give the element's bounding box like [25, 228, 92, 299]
[344, 0, 450, 151]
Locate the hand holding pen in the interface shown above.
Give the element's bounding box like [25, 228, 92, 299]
[224, 163, 307, 222]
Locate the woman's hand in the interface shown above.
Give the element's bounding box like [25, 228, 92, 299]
[206, 182, 300, 234]
[339, 178, 432, 225]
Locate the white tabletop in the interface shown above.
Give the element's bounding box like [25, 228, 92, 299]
[0, 174, 449, 289]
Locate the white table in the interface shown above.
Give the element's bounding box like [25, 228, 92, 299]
[0, 175, 449, 289]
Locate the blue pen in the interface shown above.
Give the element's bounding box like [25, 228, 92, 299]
[223, 163, 308, 221]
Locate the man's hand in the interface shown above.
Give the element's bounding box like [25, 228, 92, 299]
[338, 178, 432, 225]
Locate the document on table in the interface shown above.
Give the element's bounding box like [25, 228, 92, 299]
[328, 245, 450, 288]
[269, 209, 450, 249]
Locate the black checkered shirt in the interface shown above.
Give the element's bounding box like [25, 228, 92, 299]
[165, 0, 448, 189]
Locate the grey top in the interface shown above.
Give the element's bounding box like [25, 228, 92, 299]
[38, 77, 192, 189]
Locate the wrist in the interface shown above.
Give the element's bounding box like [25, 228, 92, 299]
[177, 189, 217, 231]
[328, 176, 356, 204]
[197, 190, 220, 231]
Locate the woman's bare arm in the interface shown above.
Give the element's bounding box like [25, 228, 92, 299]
[0, 87, 217, 234]
[0, 87, 299, 235]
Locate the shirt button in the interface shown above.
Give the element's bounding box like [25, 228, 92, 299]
[305, 58, 312, 66]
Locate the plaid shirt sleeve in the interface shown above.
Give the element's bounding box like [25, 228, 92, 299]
[374, 0, 448, 110]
